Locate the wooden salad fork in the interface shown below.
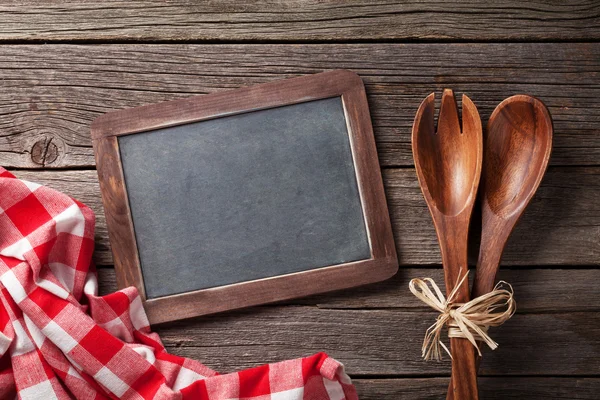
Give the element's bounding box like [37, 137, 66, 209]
[412, 89, 483, 399]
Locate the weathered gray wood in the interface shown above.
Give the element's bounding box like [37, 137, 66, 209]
[97, 267, 600, 313]
[148, 306, 600, 376]
[353, 378, 600, 399]
[14, 167, 600, 266]
[0, 44, 599, 168]
[95, 266, 600, 377]
[0, 1, 598, 41]
[2, 2, 598, 395]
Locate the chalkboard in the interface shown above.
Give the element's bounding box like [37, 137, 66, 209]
[119, 97, 370, 298]
[92, 70, 397, 324]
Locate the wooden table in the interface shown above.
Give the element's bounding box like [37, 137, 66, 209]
[3, 2, 599, 398]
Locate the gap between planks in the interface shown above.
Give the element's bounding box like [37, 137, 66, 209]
[0, 1, 598, 42]
[0, 43, 599, 169]
[12, 167, 600, 267]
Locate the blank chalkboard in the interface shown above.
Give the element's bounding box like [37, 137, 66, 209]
[119, 97, 370, 298]
[92, 70, 397, 324]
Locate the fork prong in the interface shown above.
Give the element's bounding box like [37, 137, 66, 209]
[438, 89, 461, 135]
[460, 94, 482, 139]
[412, 92, 436, 139]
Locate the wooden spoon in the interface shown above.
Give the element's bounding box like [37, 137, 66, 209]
[412, 89, 483, 400]
[473, 95, 552, 297]
[446, 95, 553, 399]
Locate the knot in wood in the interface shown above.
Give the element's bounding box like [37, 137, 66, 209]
[31, 137, 59, 166]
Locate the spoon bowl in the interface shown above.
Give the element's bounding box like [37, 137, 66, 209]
[484, 95, 553, 218]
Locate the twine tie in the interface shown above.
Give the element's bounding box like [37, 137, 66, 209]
[409, 271, 516, 361]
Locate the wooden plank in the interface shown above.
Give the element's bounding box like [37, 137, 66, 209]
[97, 267, 600, 313]
[14, 167, 600, 266]
[149, 306, 600, 376]
[353, 378, 600, 399]
[0, 43, 598, 169]
[1, 2, 598, 42]
[95, 268, 600, 378]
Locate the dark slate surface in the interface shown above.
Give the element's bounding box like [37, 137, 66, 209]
[118, 97, 370, 298]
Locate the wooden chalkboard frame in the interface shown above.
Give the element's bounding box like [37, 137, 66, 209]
[91, 70, 397, 324]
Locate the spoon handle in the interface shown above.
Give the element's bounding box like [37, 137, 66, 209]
[438, 218, 479, 400]
[472, 227, 508, 298]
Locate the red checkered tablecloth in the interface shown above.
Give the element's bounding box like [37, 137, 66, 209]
[0, 167, 358, 399]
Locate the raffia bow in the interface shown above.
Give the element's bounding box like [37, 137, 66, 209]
[409, 271, 516, 361]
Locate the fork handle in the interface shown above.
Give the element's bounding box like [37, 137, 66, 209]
[438, 218, 479, 400]
[449, 339, 479, 399]
[447, 222, 510, 399]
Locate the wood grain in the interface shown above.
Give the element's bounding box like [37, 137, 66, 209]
[94, 267, 600, 377]
[2, 3, 598, 397]
[0, 1, 597, 42]
[93, 136, 143, 293]
[0, 44, 598, 168]
[148, 306, 600, 376]
[14, 167, 600, 266]
[353, 378, 600, 400]
[96, 267, 600, 313]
